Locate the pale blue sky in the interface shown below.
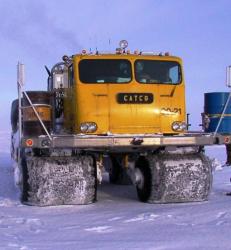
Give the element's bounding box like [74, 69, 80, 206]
[1, 0, 231, 130]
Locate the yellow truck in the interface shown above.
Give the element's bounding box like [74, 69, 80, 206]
[11, 40, 231, 206]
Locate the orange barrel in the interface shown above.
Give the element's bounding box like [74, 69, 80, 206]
[22, 91, 52, 136]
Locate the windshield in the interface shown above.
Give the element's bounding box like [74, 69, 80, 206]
[79, 59, 132, 83]
[135, 60, 182, 84]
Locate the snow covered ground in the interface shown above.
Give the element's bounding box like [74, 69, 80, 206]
[1, 131, 231, 250]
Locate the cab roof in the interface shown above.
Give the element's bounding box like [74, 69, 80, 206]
[73, 52, 182, 64]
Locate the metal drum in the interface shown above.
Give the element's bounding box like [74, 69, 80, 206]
[204, 92, 231, 134]
[22, 91, 52, 136]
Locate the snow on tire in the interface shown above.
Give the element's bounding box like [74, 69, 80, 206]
[136, 152, 212, 203]
[25, 155, 96, 206]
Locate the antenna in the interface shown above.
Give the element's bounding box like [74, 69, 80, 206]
[44, 65, 51, 76]
[108, 38, 111, 51]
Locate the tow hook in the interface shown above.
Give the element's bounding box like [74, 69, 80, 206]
[131, 137, 144, 145]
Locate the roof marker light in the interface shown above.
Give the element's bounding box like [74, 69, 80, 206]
[116, 48, 122, 54]
[82, 49, 87, 55]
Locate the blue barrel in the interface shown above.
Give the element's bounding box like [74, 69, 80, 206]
[204, 92, 231, 134]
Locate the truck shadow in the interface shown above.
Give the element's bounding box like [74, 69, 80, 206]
[97, 173, 138, 202]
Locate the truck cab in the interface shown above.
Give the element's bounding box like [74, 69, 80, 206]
[59, 48, 186, 135]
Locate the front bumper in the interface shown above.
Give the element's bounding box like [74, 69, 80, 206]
[21, 132, 231, 151]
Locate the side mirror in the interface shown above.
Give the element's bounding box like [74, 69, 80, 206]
[226, 65, 231, 87]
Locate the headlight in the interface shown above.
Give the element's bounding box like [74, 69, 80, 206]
[80, 122, 97, 133]
[172, 121, 187, 132]
[80, 123, 89, 133]
[88, 123, 97, 132]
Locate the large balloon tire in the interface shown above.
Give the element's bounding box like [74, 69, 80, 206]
[22, 155, 97, 206]
[11, 99, 19, 133]
[135, 152, 212, 203]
